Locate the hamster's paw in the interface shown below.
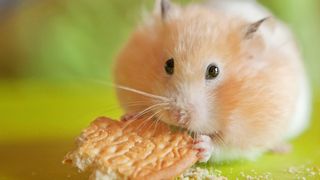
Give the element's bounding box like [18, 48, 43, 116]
[120, 113, 136, 122]
[193, 135, 214, 163]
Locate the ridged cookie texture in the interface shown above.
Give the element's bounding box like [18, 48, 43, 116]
[63, 117, 198, 180]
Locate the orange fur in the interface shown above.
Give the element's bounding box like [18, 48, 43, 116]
[113, 2, 307, 161]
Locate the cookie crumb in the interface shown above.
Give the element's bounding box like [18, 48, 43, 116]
[285, 163, 320, 179]
[178, 166, 227, 180]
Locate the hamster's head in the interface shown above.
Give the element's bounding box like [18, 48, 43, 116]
[115, 0, 280, 143]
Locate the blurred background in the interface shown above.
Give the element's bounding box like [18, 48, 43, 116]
[0, 0, 319, 179]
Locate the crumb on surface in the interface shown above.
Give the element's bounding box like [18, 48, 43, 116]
[177, 166, 227, 180]
[286, 163, 320, 180]
[238, 170, 272, 180]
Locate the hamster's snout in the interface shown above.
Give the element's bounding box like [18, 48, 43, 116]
[172, 109, 189, 126]
[171, 104, 194, 127]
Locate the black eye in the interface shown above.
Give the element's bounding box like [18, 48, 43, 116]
[206, 64, 219, 80]
[165, 58, 174, 75]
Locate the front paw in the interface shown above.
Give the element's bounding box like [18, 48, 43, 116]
[193, 135, 214, 163]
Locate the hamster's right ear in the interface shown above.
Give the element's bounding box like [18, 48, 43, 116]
[154, 0, 179, 20]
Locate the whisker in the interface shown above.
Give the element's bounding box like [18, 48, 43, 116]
[147, 109, 165, 121]
[115, 85, 171, 102]
[194, 132, 198, 144]
[132, 103, 169, 120]
[91, 80, 171, 102]
[215, 132, 225, 146]
[100, 101, 151, 115]
[122, 102, 169, 128]
[121, 100, 152, 105]
[135, 108, 166, 132]
[151, 109, 168, 135]
[138, 104, 170, 130]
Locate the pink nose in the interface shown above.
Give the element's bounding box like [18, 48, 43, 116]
[172, 109, 190, 126]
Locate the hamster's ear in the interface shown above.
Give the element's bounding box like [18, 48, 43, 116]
[154, 0, 177, 20]
[240, 17, 271, 55]
[243, 17, 269, 40]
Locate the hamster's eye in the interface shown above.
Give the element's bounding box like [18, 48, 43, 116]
[165, 58, 174, 75]
[206, 64, 219, 80]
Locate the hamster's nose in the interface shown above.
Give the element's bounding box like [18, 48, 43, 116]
[172, 108, 191, 126]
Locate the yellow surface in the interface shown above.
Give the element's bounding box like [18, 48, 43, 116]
[0, 81, 319, 179]
[0, 0, 319, 179]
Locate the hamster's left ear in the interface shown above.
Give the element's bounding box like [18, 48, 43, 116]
[154, 0, 179, 20]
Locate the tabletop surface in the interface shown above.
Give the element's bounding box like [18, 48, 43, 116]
[0, 81, 319, 180]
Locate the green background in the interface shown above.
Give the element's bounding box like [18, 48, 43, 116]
[0, 0, 319, 179]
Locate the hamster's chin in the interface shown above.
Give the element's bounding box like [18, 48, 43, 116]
[157, 117, 215, 136]
[187, 123, 218, 135]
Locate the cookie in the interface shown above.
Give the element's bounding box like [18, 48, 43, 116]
[63, 117, 199, 180]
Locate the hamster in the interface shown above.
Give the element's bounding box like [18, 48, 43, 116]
[113, 0, 311, 163]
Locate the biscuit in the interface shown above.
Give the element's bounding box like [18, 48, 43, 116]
[63, 117, 199, 179]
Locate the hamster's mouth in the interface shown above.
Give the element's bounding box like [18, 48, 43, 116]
[154, 110, 191, 128]
[168, 125, 218, 140]
[157, 115, 189, 129]
[154, 116, 222, 141]
[156, 117, 200, 137]
[152, 114, 223, 142]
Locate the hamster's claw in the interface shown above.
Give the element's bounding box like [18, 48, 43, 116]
[193, 135, 214, 163]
